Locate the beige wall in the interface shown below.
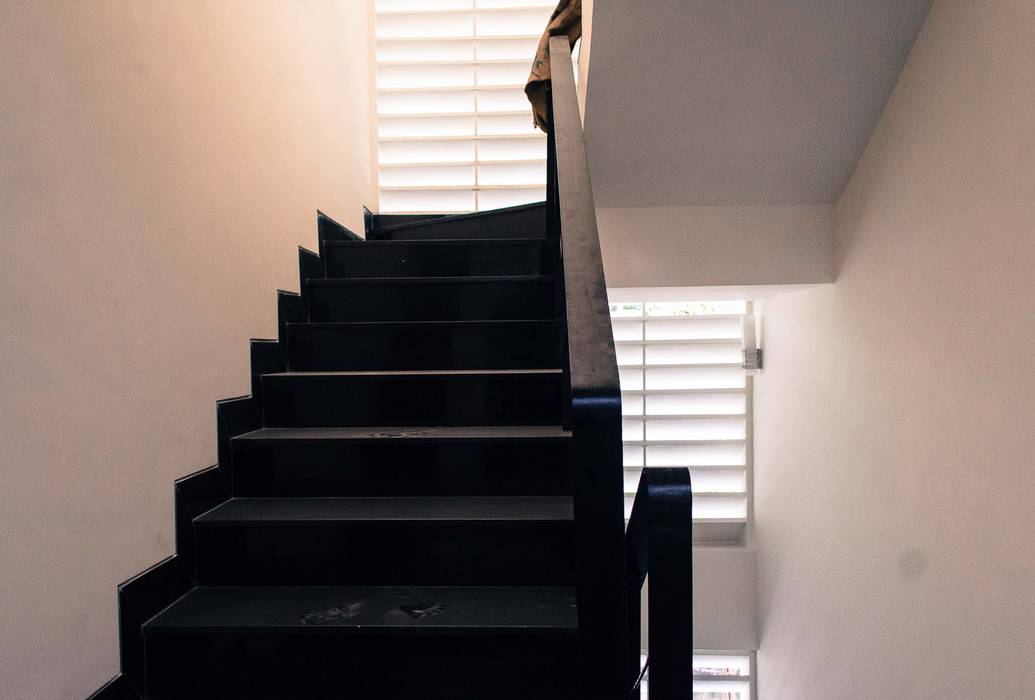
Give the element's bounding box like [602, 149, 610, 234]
[0, 2, 373, 697]
[597, 205, 833, 288]
[754, 2, 1035, 696]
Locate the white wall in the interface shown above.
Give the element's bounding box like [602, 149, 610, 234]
[754, 2, 1035, 697]
[597, 206, 833, 289]
[694, 547, 758, 651]
[0, 2, 373, 697]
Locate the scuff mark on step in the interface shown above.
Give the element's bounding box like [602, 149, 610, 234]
[300, 600, 367, 625]
[399, 600, 445, 619]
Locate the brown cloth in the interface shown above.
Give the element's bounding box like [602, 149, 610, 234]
[524, 0, 582, 133]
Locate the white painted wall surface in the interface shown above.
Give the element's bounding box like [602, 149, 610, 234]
[597, 206, 833, 289]
[754, 2, 1035, 697]
[0, 3, 373, 696]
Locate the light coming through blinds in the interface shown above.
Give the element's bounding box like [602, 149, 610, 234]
[374, 0, 564, 213]
[639, 653, 755, 699]
[611, 299, 752, 546]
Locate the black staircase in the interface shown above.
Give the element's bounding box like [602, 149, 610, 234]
[88, 34, 690, 700]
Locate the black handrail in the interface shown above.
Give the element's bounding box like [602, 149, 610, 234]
[626, 468, 693, 699]
[545, 35, 629, 700]
[544, 36, 693, 698]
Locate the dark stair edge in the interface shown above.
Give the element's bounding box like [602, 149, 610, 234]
[265, 368, 563, 377]
[194, 496, 576, 524]
[365, 205, 449, 239]
[86, 674, 141, 700]
[286, 318, 561, 329]
[116, 556, 194, 696]
[379, 201, 546, 234]
[305, 274, 555, 286]
[323, 237, 554, 248]
[232, 424, 572, 445]
[318, 210, 361, 241]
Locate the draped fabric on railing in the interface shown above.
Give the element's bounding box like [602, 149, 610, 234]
[374, 1, 573, 213]
[524, 0, 582, 132]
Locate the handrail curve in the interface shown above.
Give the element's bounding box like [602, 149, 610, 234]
[626, 468, 693, 699]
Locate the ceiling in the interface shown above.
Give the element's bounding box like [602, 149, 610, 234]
[583, 0, 932, 207]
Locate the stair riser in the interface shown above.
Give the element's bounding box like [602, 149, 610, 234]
[262, 373, 563, 427]
[194, 522, 575, 585]
[377, 203, 546, 241]
[146, 634, 575, 699]
[287, 322, 562, 371]
[306, 278, 556, 322]
[324, 241, 556, 278]
[231, 440, 573, 497]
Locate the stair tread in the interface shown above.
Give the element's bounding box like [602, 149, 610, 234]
[265, 368, 562, 378]
[233, 425, 572, 443]
[306, 274, 554, 285]
[325, 237, 552, 248]
[145, 585, 577, 634]
[286, 318, 559, 329]
[196, 496, 574, 523]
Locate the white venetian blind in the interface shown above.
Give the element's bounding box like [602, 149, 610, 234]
[374, 0, 564, 213]
[640, 653, 755, 699]
[611, 298, 753, 546]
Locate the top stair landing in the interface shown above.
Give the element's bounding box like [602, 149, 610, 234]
[367, 202, 547, 241]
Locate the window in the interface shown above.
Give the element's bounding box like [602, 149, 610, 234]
[610, 298, 754, 545]
[638, 652, 755, 699]
[374, 1, 571, 213]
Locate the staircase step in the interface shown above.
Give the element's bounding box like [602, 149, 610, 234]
[324, 238, 556, 278]
[231, 425, 573, 497]
[373, 201, 546, 241]
[145, 584, 576, 634]
[234, 424, 572, 443]
[261, 369, 564, 427]
[306, 275, 556, 323]
[286, 319, 562, 371]
[143, 585, 576, 699]
[193, 497, 575, 585]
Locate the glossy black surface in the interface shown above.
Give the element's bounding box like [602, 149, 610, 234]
[173, 466, 228, 579]
[116, 557, 192, 695]
[215, 395, 259, 482]
[261, 369, 564, 427]
[373, 201, 547, 240]
[194, 496, 575, 586]
[89, 66, 647, 695]
[626, 468, 693, 700]
[248, 339, 282, 404]
[143, 586, 577, 698]
[286, 319, 562, 371]
[306, 275, 556, 323]
[86, 675, 140, 700]
[547, 36, 630, 699]
[231, 425, 573, 496]
[146, 585, 576, 632]
[146, 633, 575, 699]
[324, 238, 556, 278]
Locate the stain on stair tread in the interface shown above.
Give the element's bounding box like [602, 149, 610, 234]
[144, 586, 577, 633]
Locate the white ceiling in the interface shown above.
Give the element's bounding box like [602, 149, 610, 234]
[583, 0, 932, 207]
